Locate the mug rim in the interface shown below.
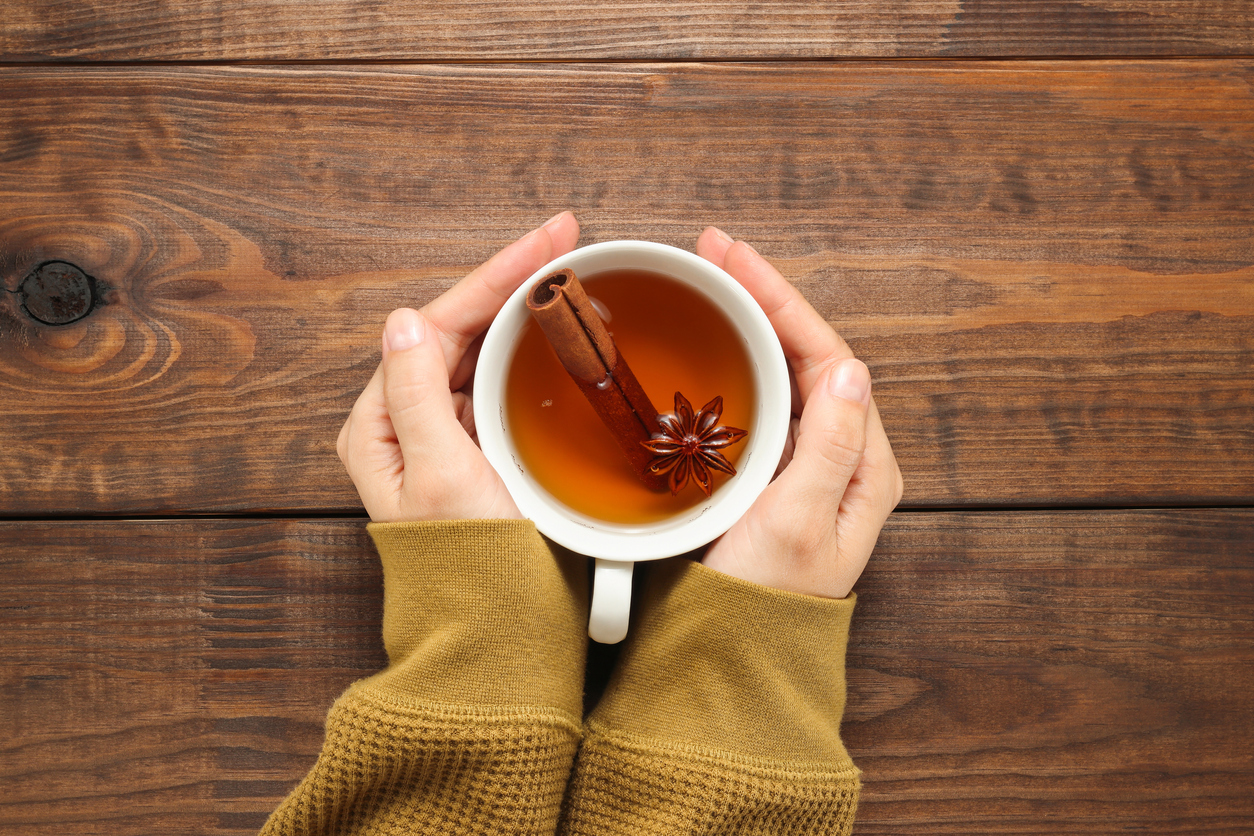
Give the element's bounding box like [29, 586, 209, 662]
[474, 240, 790, 561]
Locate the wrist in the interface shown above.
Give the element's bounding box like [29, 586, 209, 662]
[366, 519, 588, 713]
[702, 542, 856, 600]
[590, 558, 857, 763]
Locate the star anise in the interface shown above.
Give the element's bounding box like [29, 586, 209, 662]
[641, 392, 748, 496]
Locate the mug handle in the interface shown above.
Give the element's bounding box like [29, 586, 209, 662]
[588, 558, 634, 643]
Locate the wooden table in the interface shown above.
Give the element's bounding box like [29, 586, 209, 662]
[2, 3, 1251, 833]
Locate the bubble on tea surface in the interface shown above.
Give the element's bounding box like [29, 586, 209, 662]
[589, 296, 612, 323]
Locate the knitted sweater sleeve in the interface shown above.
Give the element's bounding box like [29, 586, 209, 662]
[560, 558, 860, 836]
[260, 519, 588, 836]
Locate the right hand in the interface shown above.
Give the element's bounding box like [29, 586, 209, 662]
[696, 227, 903, 599]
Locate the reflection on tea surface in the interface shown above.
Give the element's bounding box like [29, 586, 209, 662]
[505, 269, 756, 524]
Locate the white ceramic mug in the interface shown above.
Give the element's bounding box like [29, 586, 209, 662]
[474, 241, 790, 642]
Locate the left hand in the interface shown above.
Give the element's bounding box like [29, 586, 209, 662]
[337, 212, 581, 522]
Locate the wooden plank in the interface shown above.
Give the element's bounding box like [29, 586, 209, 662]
[0, 519, 384, 835]
[1, 511, 1250, 832]
[1, 1, 1250, 61]
[845, 509, 1254, 833]
[1, 62, 1251, 514]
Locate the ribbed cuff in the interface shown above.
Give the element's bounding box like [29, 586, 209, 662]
[365, 519, 588, 716]
[588, 558, 857, 764]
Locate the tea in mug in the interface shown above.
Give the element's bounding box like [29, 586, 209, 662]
[504, 269, 757, 524]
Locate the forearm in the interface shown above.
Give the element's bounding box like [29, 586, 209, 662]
[263, 520, 588, 836]
[560, 558, 859, 835]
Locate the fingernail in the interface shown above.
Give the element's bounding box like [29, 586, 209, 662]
[385, 309, 426, 353]
[542, 211, 569, 229]
[829, 359, 870, 404]
[709, 226, 733, 244]
[741, 240, 760, 256]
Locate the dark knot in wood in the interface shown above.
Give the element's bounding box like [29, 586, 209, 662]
[18, 262, 99, 325]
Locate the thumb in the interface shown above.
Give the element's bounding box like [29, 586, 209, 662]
[778, 358, 872, 509]
[380, 308, 465, 466]
[702, 357, 874, 598]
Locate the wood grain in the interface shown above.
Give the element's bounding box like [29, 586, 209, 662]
[0, 519, 384, 834]
[1, 62, 1251, 514]
[1, 511, 1249, 833]
[1, 1, 1250, 61]
[846, 509, 1254, 833]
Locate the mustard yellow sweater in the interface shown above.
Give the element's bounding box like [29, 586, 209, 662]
[261, 519, 859, 835]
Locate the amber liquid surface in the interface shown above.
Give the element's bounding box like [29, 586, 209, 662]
[505, 269, 757, 524]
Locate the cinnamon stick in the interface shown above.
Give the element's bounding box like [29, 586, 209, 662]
[526, 269, 668, 492]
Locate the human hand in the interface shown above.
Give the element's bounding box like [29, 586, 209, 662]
[338, 212, 581, 522]
[696, 228, 903, 599]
